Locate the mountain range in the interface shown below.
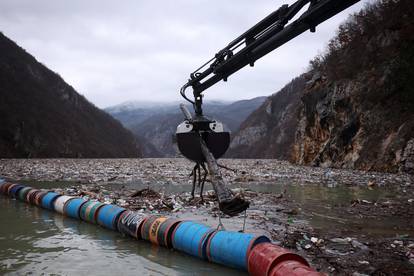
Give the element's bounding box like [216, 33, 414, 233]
[106, 97, 267, 157]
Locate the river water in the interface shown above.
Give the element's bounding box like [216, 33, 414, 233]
[1, 180, 412, 275]
[0, 196, 242, 275]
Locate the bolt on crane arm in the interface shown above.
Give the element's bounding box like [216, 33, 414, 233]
[180, 0, 361, 116]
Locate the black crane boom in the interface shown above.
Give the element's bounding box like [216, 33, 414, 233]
[180, 0, 361, 116]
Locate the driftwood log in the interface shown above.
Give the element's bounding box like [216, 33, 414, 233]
[199, 137, 249, 216]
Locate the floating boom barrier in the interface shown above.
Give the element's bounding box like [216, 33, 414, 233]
[0, 179, 323, 276]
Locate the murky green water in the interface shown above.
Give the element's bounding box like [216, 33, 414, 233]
[0, 197, 243, 275]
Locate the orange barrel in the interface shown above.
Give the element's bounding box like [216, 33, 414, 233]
[156, 218, 183, 248]
[206, 231, 271, 270]
[80, 201, 106, 224]
[18, 187, 32, 202]
[117, 210, 147, 239]
[54, 195, 75, 214]
[34, 191, 48, 207]
[26, 189, 40, 203]
[141, 215, 161, 241]
[270, 260, 323, 276]
[149, 217, 168, 245]
[248, 242, 309, 276]
[0, 183, 13, 195]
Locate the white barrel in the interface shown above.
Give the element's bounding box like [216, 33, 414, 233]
[54, 195, 75, 214]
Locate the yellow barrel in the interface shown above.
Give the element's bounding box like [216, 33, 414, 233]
[149, 217, 168, 245]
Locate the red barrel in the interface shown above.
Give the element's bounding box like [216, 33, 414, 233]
[248, 242, 309, 276]
[270, 260, 323, 276]
[156, 218, 183, 248]
[26, 189, 40, 203]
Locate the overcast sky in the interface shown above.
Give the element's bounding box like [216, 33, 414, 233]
[0, 0, 369, 108]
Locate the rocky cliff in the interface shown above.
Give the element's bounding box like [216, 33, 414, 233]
[229, 0, 414, 173]
[0, 33, 142, 158]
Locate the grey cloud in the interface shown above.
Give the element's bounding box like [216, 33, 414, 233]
[0, 0, 369, 107]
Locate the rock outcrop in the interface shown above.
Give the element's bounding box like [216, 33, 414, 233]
[0, 33, 142, 158]
[229, 0, 414, 173]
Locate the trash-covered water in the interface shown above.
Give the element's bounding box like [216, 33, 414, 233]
[106, 179, 414, 238]
[1, 178, 413, 275]
[0, 196, 243, 275]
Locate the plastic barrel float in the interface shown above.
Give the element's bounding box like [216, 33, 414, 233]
[248, 242, 310, 276]
[0, 180, 325, 275]
[34, 191, 48, 207]
[8, 184, 25, 198]
[141, 215, 161, 241]
[206, 230, 271, 270]
[117, 210, 147, 239]
[26, 189, 39, 204]
[64, 198, 87, 219]
[149, 217, 168, 245]
[172, 221, 215, 259]
[156, 218, 182, 248]
[17, 187, 32, 202]
[41, 192, 61, 210]
[96, 204, 126, 231]
[30, 190, 44, 205]
[1, 183, 13, 195]
[270, 260, 323, 276]
[54, 195, 75, 214]
[80, 201, 106, 224]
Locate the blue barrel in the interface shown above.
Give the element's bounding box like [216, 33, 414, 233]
[96, 204, 126, 231]
[172, 221, 215, 259]
[41, 192, 61, 210]
[206, 231, 271, 270]
[0, 178, 4, 184]
[9, 184, 25, 198]
[64, 198, 87, 219]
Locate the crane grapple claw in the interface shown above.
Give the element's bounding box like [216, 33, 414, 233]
[176, 118, 230, 163]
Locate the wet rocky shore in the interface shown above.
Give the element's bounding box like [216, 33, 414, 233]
[1, 158, 413, 275]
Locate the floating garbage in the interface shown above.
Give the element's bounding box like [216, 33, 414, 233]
[0, 179, 323, 275]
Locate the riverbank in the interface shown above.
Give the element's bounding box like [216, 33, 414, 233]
[1, 158, 414, 275]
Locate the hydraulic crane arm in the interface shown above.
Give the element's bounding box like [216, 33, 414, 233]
[180, 0, 361, 116]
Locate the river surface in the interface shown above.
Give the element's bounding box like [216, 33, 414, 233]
[1, 180, 413, 275]
[0, 196, 242, 275]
